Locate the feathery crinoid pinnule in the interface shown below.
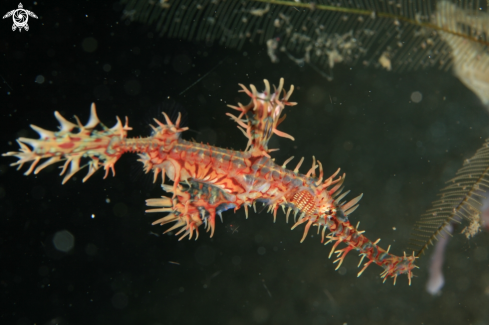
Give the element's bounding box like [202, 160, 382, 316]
[120, 0, 488, 102]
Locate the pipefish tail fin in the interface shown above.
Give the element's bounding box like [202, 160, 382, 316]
[120, 0, 488, 73]
[408, 138, 489, 257]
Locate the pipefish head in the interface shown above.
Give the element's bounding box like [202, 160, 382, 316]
[290, 187, 363, 242]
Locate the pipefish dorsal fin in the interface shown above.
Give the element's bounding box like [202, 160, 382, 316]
[407, 138, 489, 257]
[226, 79, 296, 157]
[120, 0, 488, 74]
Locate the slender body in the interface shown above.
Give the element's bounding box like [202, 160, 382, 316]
[3, 78, 416, 284]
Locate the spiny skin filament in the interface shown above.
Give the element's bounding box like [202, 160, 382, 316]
[3, 78, 417, 285]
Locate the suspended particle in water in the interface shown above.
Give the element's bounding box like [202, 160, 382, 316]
[411, 91, 423, 103]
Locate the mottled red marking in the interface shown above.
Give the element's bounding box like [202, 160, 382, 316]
[58, 142, 75, 149]
[3, 80, 417, 285]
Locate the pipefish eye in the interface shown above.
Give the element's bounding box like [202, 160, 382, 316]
[324, 207, 334, 216]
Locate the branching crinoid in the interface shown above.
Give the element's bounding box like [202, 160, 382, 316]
[408, 138, 489, 257]
[120, 0, 489, 104]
